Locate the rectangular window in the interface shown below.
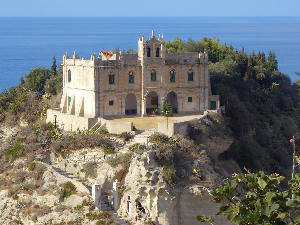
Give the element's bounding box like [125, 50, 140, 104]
[151, 72, 156, 81]
[68, 70, 71, 82]
[109, 100, 114, 106]
[68, 96, 71, 108]
[210, 101, 217, 110]
[147, 48, 151, 57]
[188, 97, 193, 102]
[109, 74, 115, 84]
[170, 73, 175, 82]
[188, 72, 194, 81]
[129, 74, 134, 83]
[156, 48, 160, 57]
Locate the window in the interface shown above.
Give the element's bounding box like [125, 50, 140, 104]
[170, 70, 175, 82]
[109, 100, 114, 106]
[68, 70, 71, 82]
[188, 71, 194, 81]
[68, 96, 71, 108]
[188, 97, 193, 102]
[156, 48, 160, 57]
[147, 47, 151, 57]
[109, 73, 115, 84]
[151, 70, 156, 81]
[129, 72, 134, 84]
[210, 101, 217, 110]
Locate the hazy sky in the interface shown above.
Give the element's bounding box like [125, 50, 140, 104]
[0, 0, 299, 17]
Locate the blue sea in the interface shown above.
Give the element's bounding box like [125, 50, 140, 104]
[0, 17, 299, 91]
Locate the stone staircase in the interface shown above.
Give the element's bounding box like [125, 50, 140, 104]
[118, 129, 155, 154]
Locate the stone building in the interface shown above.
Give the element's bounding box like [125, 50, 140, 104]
[59, 30, 219, 119]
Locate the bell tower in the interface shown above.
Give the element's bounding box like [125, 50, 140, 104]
[138, 29, 165, 61]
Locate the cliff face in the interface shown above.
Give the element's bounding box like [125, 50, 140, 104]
[0, 112, 237, 225]
[117, 149, 232, 225]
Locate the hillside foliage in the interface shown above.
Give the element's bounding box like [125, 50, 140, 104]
[166, 37, 299, 175]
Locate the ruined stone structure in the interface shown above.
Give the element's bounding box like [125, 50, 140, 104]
[59, 30, 219, 119]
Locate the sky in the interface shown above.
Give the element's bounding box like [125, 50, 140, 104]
[0, 0, 299, 17]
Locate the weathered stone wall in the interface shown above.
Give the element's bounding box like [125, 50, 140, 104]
[46, 109, 97, 131]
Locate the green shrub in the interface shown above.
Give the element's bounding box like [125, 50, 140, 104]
[119, 132, 132, 141]
[60, 181, 77, 199]
[28, 162, 36, 171]
[161, 100, 173, 116]
[108, 153, 132, 168]
[128, 143, 145, 154]
[5, 138, 24, 162]
[163, 165, 177, 186]
[149, 133, 169, 144]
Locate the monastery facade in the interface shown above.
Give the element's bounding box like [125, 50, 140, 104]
[59, 30, 219, 119]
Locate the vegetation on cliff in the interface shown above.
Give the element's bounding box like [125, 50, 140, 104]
[166, 37, 299, 176]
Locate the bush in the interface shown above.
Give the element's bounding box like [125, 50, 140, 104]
[149, 133, 169, 144]
[5, 138, 24, 162]
[128, 143, 146, 154]
[28, 162, 36, 171]
[119, 132, 132, 142]
[60, 181, 77, 199]
[163, 165, 177, 186]
[108, 153, 132, 168]
[161, 100, 173, 116]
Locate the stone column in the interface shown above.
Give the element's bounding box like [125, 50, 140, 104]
[113, 179, 119, 211]
[92, 184, 101, 210]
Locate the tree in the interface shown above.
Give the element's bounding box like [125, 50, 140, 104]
[197, 172, 300, 225]
[25, 67, 50, 94]
[198, 137, 300, 225]
[50, 56, 57, 78]
[45, 65, 63, 95]
[161, 100, 173, 117]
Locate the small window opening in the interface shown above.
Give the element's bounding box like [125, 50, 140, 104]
[188, 97, 193, 102]
[68, 70, 71, 82]
[109, 74, 115, 84]
[129, 72, 134, 83]
[109, 100, 114, 106]
[170, 70, 175, 82]
[188, 71, 194, 81]
[147, 47, 151, 57]
[151, 70, 156, 81]
[156, 48, 160, 57]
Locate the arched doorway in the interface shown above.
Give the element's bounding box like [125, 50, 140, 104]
[125, 94, 137, 115]
[146, 91, 159, 114]
[166, 91, 178, 113]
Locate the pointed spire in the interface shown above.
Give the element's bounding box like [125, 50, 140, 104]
[151, 29, 155, 38]
[73, 51, 77, 59]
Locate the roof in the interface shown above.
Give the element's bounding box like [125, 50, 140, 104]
[101, 50, 114, 60]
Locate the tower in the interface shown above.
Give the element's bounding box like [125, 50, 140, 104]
[138, 29, 165, 61]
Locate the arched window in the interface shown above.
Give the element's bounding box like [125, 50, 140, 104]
[156, 48, 160, 57]
[170, 70, 175, 82]
[109, 72, 115, 84]
[147, 47, 151, 57]
[68, 70, 71, 82]
[151, 70, 156, 81]
[129, 71, 134, 84]
[188, 70, 194, 81]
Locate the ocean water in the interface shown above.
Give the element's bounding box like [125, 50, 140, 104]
[0, 17, 299, 91]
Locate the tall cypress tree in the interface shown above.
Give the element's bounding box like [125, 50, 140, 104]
[50, 56, 57, 77]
